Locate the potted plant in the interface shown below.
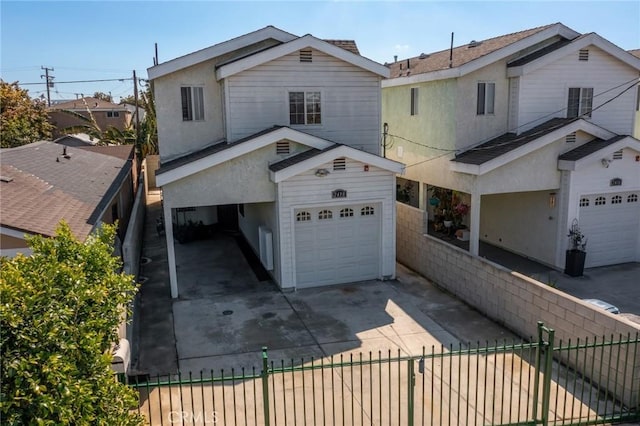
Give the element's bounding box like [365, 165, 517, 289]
[452, 202, 470, 228]
[565, 219, 587, 277]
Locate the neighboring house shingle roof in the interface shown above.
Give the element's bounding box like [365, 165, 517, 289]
[324, 40, 359, 55]
[628, 49, 640, 59]
[79, 145, 134, 161]
[388, 24, 557, 78]
[453, 117, 578, 165]
[558, 135, 628, 161]
[507, 38, 573, 67]
[48, 97, 128, 112]
[0, 142, 131, 240]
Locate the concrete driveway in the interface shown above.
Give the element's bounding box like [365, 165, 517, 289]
[172, 235, 517, 374]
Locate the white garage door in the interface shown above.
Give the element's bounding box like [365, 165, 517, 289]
[294, 203, 381, 288]
[578, 192, 640, 267]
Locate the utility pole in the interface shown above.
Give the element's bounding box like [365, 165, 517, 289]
[133, 70, 140, 148]
[40, 66, 54, 106]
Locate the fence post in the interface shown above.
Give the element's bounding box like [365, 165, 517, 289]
[261, 346, 270, 426]
[540, 327, 555, 426]
[532, 321, 544, 422]
[407, 358, 415, 426]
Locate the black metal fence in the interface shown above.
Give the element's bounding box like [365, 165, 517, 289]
[130, 323, 640, 425]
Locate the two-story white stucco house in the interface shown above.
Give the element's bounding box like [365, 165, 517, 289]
[382, 23, 640, 271]
[148, 27, 404, 298]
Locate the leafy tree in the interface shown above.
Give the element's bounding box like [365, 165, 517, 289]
[138, 86, 158, 157]
[0, 80, 53, 148]
[0, 223, 142, 425]
[93, 91, 113, 103]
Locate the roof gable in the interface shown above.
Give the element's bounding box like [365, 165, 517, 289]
[558, 135, 640, 170]
[383, 23, 579, 87]
[450, 118, 617, 175]
[155, 127, 335, 186]
[507, 33, 640, 77]
[216, 35, 389, 80]
[269, 144, 404, 183]
[148, 26, 298, 80]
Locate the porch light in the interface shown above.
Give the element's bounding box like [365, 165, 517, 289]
[549, 192, 556, 208]
[315, 169, 330, 177]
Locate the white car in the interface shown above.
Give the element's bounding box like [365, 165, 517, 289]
[583, 299, 620, 314]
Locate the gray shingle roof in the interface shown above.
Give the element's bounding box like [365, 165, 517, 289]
[558, 135, 627, 161]
[157, 126, 286, 175]
[0, 142, 131, 239]
[269, 144, 342, 172]
[453, 117, 578, 165]
[507, 39, 573, 67]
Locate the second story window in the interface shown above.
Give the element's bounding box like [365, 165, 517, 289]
[477, 82, 495, 115]
[567, 87, 593, 118]
[181, 86, 204, 121]
[107, 111, 120, 118]
[289, 91, 321, 125]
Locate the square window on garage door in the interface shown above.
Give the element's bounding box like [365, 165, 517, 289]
[339, 208, 354, 218]
[318, 210, 333, 220]
[579, 198, 589, 207]
[296, 211, 311, 222]
[361, 206, 375, 216]
[628, 194, 638, 203]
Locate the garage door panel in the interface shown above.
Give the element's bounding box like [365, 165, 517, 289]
[579, 191, 639, 268]
[294, 203, 381, 288]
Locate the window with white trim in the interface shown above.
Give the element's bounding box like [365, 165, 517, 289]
[318, 209, 332, 220]
[477, 82, 495, 115]
[628, 194, 638, 203]
[296, 211, 311, 222]
[410, 88, 419, 116]
[595, 196, 606, 206]
[289, 91, 321, 125]
[361, 206, 375, 216]
[579, 198, 589, 207]
[339, 208, 354, 218]
[567, 87, 593, 118]
[181, 86, 204, 121]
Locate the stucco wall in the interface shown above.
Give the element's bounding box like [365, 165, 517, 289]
[456, 60, 510, 149]
[396, 202, 640, 407]
[480, 191, 559, 266]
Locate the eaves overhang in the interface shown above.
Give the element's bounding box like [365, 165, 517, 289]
[148, 26, 298, 80]
[382, 23, 579, 88]
[507, 33, 640, 77]
[216, 35, 390, 80]
[450, 119, 616, 176]
[558, 135, 640, 171]
[270, 145, 405, 183]
[156, 127, 334, 187]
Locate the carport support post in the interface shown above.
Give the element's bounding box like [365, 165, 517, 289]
[261, 347, 270, 426]
[163, 202, 179, 298]
[469, 192, 481, 255]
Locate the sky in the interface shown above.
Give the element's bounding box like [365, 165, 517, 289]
[1, 1, 639, 103]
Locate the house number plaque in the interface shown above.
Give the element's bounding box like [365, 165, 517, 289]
[610, 178, 622, 186]
[332, 189, 347, 199]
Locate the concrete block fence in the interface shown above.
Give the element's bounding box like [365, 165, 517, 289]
[396, 202, 640, 408]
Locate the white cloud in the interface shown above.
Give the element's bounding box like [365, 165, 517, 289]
[394, 44, 410, 53]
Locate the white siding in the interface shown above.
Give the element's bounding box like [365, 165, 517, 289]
[277, 158, 396, 289]
[226, 49, 383, 154]
[517, 46, 638, 134]
[508, 77, 520, 132]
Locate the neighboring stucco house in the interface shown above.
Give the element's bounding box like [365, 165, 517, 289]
[48, 97, 132, 139]
[0, 142, 136, 257]
[148, 26, 403, 298]
[382, 23, 640, 270]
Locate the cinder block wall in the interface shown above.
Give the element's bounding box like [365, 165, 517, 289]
[396, 202, 640, 407]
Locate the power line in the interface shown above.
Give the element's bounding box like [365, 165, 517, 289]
[19, 77, 133, 85]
